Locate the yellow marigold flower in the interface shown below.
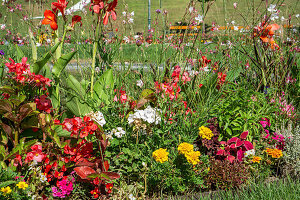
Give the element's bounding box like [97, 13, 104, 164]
[185, 151, 201, 165]
[266, 148, 283, 158]
[152, 148, 169, 163]
[1, 186, 12, 195]
[16, 181, 28, 190]
[252, 156, 262, 163]
[198, 126, 214, 140]
[178, 142, 194, 155]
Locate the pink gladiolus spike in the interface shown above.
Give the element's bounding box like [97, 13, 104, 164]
[243, 141, 253, 150]
[240, 131, 248, 140]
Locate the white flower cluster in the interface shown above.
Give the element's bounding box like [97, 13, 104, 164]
[88, 111, 106, 127]
[128, 106, 161, 125]
[244, 149, 255, 157]
[111, 127, 126, 138]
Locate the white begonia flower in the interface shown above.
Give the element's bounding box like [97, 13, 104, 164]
[111, 127, 126, 138]
[244, 149, 255, 157]
[231, 21, 235, 25]
[130, 11, 134, 16]
[122, 11, 126, 16]
[128, 106, 161, 125]
[40, 174, 47, 183]
[36, 43, 41, 47]
[233, 26, 239, 31]
[195, 14, 203, 23]
[136, 79, 143, 88]
[189, 7, 193, 13]
[88, 111, 106, 126]
[296, 14, 299, 18]
[134, 35, 140, 39]
[267, 4, 277, 13]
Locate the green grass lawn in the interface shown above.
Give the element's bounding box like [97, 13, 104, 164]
[0, 0, 299, 35]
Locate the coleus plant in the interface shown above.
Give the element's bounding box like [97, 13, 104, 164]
[216, 131, 254, 163]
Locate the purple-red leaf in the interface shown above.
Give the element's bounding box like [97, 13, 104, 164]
[102, 172, 120, 180]
[75, 158, 95, 167]
[74, 166, 96, 179]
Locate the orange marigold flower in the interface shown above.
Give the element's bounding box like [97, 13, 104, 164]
[266, 148, 283, 158]
[252, 156, 262, 163]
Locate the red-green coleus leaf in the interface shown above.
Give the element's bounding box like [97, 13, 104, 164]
[217, 149, 226, 156]
[227, 155, 235, 163]
[227, 137, 238, 145]
[244, 141, 253, 150]
[240, 131, 249, 140]
[74, 166, 96, 179]
[237, 149, 244, 162]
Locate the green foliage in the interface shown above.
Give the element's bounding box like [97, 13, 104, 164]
[211, 87, 280, 141]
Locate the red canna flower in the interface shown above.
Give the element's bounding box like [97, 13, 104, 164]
[103, 0, 118, 25]
[90, 0, 104, 14]
[71, 15, 82, 27]
[51, 0, 68, 16]
[254, 23, 280, 50]
[42, 10, 58, 30]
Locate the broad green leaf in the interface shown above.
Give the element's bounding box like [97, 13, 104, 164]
[66, 96, 92, 116]
[31, 41, 61, 74]
[54, 125, 71, 137]
[15, 44, 25, 62]
[66, 74, 86, 98]
[28, 28, 37, 62]
[52, 51, 77, 78]
[0, 181, 16, 188]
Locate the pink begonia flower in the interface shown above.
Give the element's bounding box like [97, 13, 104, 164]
[25, 145, 46, 163]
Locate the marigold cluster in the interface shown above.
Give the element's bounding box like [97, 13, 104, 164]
[199, 126, 214, 140]
[252, 156, 262, 163]
[185, 151, 201, 165]
[266, 148, 283, 158]
[152, 148, 169, 163]
[177, 142, 201, 165]
[178, 142, 194, 155]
